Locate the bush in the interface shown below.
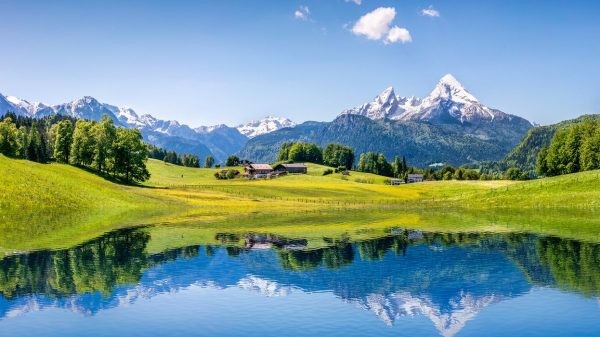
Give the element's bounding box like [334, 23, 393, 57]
[322, 168, 334, 176]
[214, 169, 240, 180]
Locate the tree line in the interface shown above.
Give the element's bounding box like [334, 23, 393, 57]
[272, 142, 511, 181]
[0, 113, 149, 183]
[277, 142, 355, 170]
[537, 119, 600, 177]
[148, 145, 215, 168]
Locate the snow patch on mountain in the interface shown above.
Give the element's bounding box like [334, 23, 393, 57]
[236, 116, 296, 138]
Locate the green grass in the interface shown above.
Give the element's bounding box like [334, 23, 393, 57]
[2, 155, 600, 253]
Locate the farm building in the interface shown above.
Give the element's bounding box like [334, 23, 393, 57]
[273, 163, 308, 174]
[407, 174, 424, 183]
[245, 163, 273, 175]
[390, 179, 403, 185]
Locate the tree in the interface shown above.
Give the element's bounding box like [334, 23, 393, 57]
[505, 167, 528, 180]
[53, 120, 73, 163]
[376, 154, 392, 176]
[323, 143, 355, 170]
[280, 142, 323, 164]
[580, 122, 600, 171]
[26, 121, 47, 163]
[70, 120, 96, 166]
[16, 126, 27, 158]
[357, 151, 395, 177]
[536, 146, 549, 176]
[182, 154, 200, 167]
[204, 155, 215, 168]
[113, 128, 150, 183]
[0, 117, 20, 157]
[225, 155, 240, 167]
[537, 120, 600, 177]
[92, 115, 117, 173]
[278, 142, 293, 161]
[392, 156, 409, 178]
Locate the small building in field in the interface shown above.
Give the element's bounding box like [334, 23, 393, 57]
[273, 163, 308, 174]
[407, 174, 424, 183]
[390, 179, 403, 185]
[245, 163, 273, 175]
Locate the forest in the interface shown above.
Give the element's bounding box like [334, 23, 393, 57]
[0, 113, 149, 183]
[537, 119, 600, 177]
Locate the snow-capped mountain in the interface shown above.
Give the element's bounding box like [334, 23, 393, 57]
[0, 92, 293, 162]
[354, 292, 501, 337]
[236, 116, 296, 138]
[341, 74, 530, 125]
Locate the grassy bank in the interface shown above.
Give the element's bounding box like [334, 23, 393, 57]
[2, 155, 600, 252]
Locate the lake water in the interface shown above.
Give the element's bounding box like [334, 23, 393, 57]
[0, 228, 599, 337]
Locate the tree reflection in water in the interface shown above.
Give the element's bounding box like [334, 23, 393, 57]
[0, 228, 599, 303]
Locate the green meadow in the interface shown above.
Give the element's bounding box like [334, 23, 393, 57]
[2, 155, 600, 254]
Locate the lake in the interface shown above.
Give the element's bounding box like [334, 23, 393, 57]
[0, 226, 599, 337]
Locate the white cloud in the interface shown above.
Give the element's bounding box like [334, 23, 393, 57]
[351, 7, 396, 40]
[421, 6, 440, 17]
[345, 0, 362, 5]
[385, 26, 412, 44]
[294, 6, 310, 21]
[351, 7, 412, 45]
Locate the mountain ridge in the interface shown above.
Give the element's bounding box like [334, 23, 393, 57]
[341, 74, 530, 126]
[240, 75, 534, 166]
[0, 92, 294, 162]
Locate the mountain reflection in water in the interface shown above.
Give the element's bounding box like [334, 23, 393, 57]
[1, 228, 599, 337]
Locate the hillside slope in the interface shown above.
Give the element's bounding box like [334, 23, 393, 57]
[0, 155, 176, 250]
[503, 114, 600, 170]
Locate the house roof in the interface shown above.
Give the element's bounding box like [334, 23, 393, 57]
[277, 163, 307, 168]
[408, 174, 423, 177]
[248, 163, 273, 170]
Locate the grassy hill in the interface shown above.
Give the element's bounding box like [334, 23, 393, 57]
[2, 156, 600, 252]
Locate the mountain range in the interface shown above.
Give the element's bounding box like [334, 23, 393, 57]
[1, 74, 534, 166]
[239, 74, 533, 166]
[0, 93, 294, 162]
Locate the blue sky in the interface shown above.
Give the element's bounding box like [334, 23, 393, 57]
[1, 0, 599, 126]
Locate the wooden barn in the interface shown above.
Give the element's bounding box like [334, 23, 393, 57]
[273, 163, 308, 174]
[245, 163, 274, 175]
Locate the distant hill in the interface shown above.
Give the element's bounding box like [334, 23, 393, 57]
[503, 114, 600, 171]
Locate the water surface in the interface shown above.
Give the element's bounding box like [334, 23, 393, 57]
[0, 228, 599, 337]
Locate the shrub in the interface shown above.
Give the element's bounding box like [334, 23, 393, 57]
[322, 168, 334, 176]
